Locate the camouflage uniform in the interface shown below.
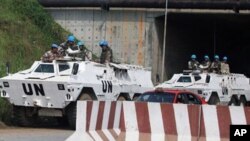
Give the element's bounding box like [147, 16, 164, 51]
[100, 47, 113, 64]
[201, 60, 211, 72]
[59, 42, 77, 56]
[210, 60, 221, 73]
[83, 50, 92, 61]
[41, 50, 62, 62]
[188, 60, 199, 70]
[220, 62, 230, 74]
[75, 46, 92, 61]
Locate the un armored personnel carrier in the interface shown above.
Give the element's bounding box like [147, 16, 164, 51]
[156, 70, 250, 106]
[0, 53, 153, 128]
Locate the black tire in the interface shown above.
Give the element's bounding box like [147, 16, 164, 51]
[133, 95, 140, 101]
[117, 95, 126, 101]
[66, 93, 93, 129]
[56, 117, 68, 127]
[239, 96, 247, 106]
[13, 106, 35, 127]
[208, 95, 220, 105]
[66, 103, 77, 129]
[228, 96, 239, 106]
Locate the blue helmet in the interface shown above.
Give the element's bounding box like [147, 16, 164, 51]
[51, 43, 58, 48]
[99, 40, 108, 47]
[214, 55, 219, 59]
[191, 54, 196, 59]
[223, 56, 228, 60]
[67, 35, 75, 42]
[77, 41, 84, 46]
[204, 55, 209, 59]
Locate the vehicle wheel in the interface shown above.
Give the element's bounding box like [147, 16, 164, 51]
[78, 93, 93, 100]
[13, 106, 35, 127]
[57, 117, 68, 127]
[239, 96, 247, 106]
[118, 95, 126, 101]
[133, 94, 141, 101]
[208, 95, 220, 105]
[66, 93, 93, 129]
[133, 95, 140, 101]
[228, 96, 239, 106]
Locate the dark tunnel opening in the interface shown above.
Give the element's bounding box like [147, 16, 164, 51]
[156, 12, 250, 79]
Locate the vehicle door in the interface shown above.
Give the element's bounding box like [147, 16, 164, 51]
[183, 92, 202, 105]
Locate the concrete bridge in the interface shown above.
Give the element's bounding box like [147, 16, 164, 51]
[40, 0, 250, 83]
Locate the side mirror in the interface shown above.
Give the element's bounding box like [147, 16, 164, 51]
[72, 63, 79, 75]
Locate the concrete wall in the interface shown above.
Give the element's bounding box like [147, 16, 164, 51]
[47, 8, 164, 83]
[47, 8, 250, 83]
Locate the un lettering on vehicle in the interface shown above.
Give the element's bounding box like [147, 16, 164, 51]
[22, 83, 45, 96]
[102, 80, 112, 93]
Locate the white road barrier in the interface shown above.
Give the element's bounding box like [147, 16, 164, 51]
[66, 101, 250, 141]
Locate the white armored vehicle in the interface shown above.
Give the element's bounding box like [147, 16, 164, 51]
[156, 70, 250, 106]
[0, 53, 153, 128]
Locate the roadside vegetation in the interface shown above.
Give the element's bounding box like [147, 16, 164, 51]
[0, 0, 68, 125]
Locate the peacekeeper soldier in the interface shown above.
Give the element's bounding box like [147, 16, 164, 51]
[76, 41, 92, 61]
[211, 55, 221, 73]
[201, 55, 211, 72]
[59, 35, 77, 56]
[41, 44, 62, 62]
[220, 56, 230, 74]
[188, 54, 199, 70]
[99, 40, 113, 64]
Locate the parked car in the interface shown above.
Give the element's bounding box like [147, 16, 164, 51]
[136, 88, 207, 105]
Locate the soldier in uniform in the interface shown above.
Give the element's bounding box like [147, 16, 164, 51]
[201, 55, 211, 72]
[220, 56, 230, 74]
[210, 55, 221, 73]
[59, 35, 77, 56]
[41, 44, 62, 62]
[99, 40, 113, 64]
[188, 54, 199, 70]
[77, 41, 92, 61]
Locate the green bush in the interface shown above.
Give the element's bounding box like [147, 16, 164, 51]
[0, 0, 68, 75]
[0, 0, 68, 124]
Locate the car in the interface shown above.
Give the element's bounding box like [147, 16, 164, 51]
[136, 88, 207, 105]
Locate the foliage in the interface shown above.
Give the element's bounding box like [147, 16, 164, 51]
[0, 0, 68, 124]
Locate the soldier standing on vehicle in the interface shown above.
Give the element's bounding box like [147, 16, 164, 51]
[59, 35, 76, 56]
[77, 41, 92, 61]
[188, 54, 199, 70]
[99, 40, 113, 64]
[201, 55, 211, 72]
[41, 43, 62, 62]
[211, 55, 221, 73]
[221, 56, 230, 74]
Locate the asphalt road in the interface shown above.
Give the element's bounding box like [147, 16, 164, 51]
[0, 127, 74, 141]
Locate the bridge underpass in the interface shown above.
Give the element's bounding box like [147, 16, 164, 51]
[42, 1, 250, 83]
[159, 12, 250, 79]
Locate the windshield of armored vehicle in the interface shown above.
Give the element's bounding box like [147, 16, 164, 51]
[59, 64, 70, 72]
[194, 75, 201, 81]
[177, 76, 191, 83]
[34, 64, 54, 73]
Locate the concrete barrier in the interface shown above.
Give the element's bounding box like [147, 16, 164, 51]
[200, 105, 250, 141]
[66, 101, 122, 141]
[66, 101, 250, 141]
[118, 102, 201, 141]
